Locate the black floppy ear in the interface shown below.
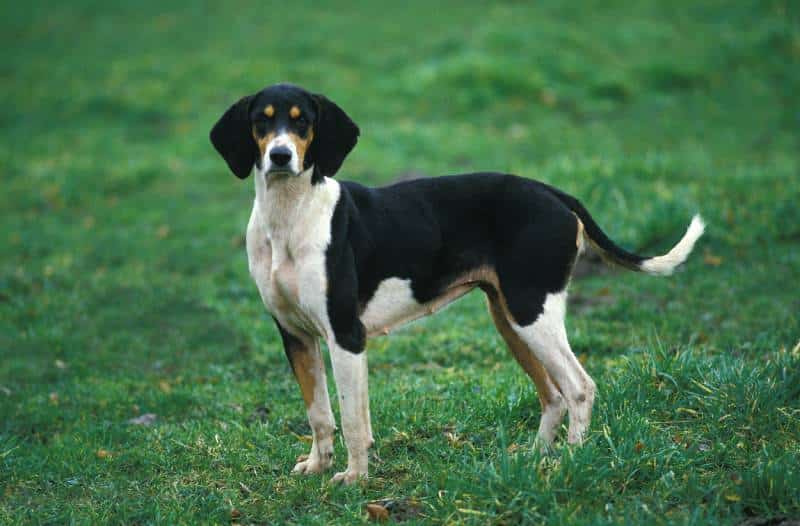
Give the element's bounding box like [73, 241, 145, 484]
[307, 94, 360, 183]
[209, 95, 257, 179]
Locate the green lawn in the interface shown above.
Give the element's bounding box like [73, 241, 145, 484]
[2, 1, 799, 524]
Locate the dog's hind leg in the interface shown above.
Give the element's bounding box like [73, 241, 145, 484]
[487, 294, 567, 447]
[508, 291, 596, 444]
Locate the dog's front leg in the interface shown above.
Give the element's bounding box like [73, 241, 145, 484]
[274, 321, 336, 475]
[329, 343, 370, 484]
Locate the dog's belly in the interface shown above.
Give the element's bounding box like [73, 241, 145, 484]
[360, 277, 476, 337]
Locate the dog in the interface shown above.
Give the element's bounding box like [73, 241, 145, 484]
[210, 83, 704, 484]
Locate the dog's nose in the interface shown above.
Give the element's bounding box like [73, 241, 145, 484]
[269, 147, 292, 167]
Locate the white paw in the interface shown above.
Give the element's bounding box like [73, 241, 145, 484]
[534, 434, 556, 454]
[291, 455, 331, 475]
[330, 468, 367, 485]
[567, 426, 586, 445]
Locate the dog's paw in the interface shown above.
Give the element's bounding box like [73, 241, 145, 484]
[292, 455, 330, 475]
[330, 468, 367, 485]
[533, 436, 556, 455]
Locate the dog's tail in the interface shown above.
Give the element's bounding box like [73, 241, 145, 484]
[548, 187, 705, 276]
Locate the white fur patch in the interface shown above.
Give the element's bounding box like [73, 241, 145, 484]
[247, 169, 341, 340]
[510, 291, 596, 444]
[329, 344, 370, 482]
[360, 277, 476, 337]
[262, 132, 301, 175]
[360, 278, 423, 335]
[640, 214, 705, 276]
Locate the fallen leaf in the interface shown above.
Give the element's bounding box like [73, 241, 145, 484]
[444, 431, 461, 447]
[158, 380, 172, 393]
[539, 89, 558, 107]
[230, 508, 241, 520]
[393, 430, 410, 442]
[49, 392, 59, 405]
[703, 252, 722, 266]
[724, 493, 741, 502]
[54, 359, 67, 369]
[507, 443, 520, 454]
[635, 442, 645, 453]
[127, 413, 158, 426]
[366, 503, 389, 522]
[373, 499, 423, 521]
[156, 225, 170, 239]
[96, 449, 111, 459]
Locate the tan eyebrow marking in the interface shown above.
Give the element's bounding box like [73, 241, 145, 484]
[264, 105, 275, 117]
[289, 106, 301, 119]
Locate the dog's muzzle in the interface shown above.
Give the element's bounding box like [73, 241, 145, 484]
[263, 133, 301, 176]
[269, 146, 292, 168]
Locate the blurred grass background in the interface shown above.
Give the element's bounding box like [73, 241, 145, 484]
[1, 1, 799, 524]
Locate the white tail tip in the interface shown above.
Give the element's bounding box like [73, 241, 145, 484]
[639, 214, 705, 276]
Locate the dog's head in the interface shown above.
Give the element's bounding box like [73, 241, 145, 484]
[210, 83, 359, 183]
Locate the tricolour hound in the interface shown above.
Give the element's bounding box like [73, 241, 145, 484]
[210, 83, 704, 484]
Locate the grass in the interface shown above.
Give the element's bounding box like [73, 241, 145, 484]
[2, 0, 799, 524]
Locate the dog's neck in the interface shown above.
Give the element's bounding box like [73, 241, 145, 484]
[253, 166, 339, 243]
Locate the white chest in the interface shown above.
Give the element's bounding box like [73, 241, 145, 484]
[246, 174, 341, 338]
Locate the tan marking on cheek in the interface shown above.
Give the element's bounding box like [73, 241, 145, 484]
[289, 127, 313, 167]
[289, 106, 300, 119]
[253, 129, 276, 157]
[264, 105, 275, 118]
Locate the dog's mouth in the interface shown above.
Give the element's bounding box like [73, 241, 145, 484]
[265, 168, 298, 177]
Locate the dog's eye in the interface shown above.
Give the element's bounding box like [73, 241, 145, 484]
[254, 120, 269, 134]
[296, 116, 308, 127]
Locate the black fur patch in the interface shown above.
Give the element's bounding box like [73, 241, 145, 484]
[209, 95, 257, 179]
[323, 173, 585, 352]
[307, 94, 360, 184]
